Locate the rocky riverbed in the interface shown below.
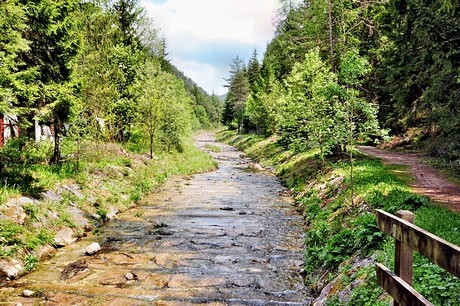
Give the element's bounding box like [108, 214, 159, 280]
[0, 133, 310, 305]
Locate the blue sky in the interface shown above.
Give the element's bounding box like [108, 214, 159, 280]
[140, 0, 285, 95]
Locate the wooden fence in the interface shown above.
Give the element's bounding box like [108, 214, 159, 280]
[375, 209, 460, 306]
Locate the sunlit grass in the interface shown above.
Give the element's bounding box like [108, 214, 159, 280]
[219, 129, 460, 306]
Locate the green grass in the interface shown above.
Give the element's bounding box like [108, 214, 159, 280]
[218, 129, 460, 306]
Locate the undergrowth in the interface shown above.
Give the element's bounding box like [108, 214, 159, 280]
[218, 130, 460, 306]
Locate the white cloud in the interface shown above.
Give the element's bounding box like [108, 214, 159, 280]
[172, 59, 228, 95]
[141, 0, 282, 94]
[142, 0, 279, 44]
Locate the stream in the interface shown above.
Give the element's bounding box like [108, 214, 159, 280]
[0, 133, 311, 305]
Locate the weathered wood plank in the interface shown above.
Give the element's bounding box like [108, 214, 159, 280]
[376, 209, 460, 278]
[394, 211, 414, 306]
[376, 263, 433, 306]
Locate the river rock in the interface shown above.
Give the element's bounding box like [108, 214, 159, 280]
[54, 228, 77, 247]
[314, 256, 376, 305]
[66, 206, 93, 231]
[38, 245, 57, 260]
[106, 207, 118, 221]
[0, 258, 24, 279]
[85, 242, 101, 255]
[330, 176, 344, 187]
[63, 184, 84, 199]
[2, 197, 32, 225]
[125, 272, 137, 280]
[103, 166, 124, 179]
[41, 190, 62, 202]
[249, 163, 264, 171]
[22, 289, 35, 297]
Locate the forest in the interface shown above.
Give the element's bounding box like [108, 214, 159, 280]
[224, 0, 460, 168]
[1, 0, 460, 304]
[0, 0, 222, 278]
[221, 0, 460, 304]
[0, 0, 222, 165]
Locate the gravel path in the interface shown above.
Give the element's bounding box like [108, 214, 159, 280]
[358, 146, 460, 212]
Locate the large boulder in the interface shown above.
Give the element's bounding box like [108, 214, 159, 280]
[54, 228, 77, 247]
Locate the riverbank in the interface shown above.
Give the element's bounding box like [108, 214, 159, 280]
[217, 130, 460, 306]
[0, 136, 217, 281]
[0, 132, 309, 305]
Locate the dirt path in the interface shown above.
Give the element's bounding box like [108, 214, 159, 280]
[0, 133, 310, 305]
[358, 146, 460, 212]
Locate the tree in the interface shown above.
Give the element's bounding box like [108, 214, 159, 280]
[137, 60, 193, 155]
[0, 1, 35, 116]
[19, 0, 81, 164]
[277, 49, 342, 155]
[224, 56, 250, 133]
[375, 0, 460, 153]
[247, 49, 260, 91]
[245, 64, 282, 135]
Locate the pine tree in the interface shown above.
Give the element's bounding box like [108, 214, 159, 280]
[19, 0, 81, 164]
[247, 49, 260, 91]
[0, 1, 34, 115]
[224, 56, 249, 133]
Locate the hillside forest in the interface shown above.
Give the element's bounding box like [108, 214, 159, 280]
[2, 0, 460, 304]
[221, 0, 460, 304]
[0, 0, 222, 165]
[224, 0, 460, 168]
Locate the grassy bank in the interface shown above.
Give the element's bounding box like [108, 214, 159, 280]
[217, 130, 460, 306]
[0, 136, 216, 276]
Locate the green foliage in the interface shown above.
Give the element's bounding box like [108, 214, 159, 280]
[371, 0, 460, 161]
[0, 220, 24, 247]
[25, 229, 53, 251]
[24, 254, 38, 272]
[220, 131, 460, 305]
[0, 0, 35, 112]
[277, 48, 342, 154]
[223, 56, 250, 133]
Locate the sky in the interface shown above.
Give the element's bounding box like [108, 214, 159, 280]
[140, 0, 285, 95]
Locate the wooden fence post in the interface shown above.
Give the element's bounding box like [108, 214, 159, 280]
[394, 210, 414, 306]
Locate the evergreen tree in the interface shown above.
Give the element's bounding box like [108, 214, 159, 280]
[247, 49, 260, 91]
[0, 1, 34, 115]
[19, 0, 81, 164]
[224, 56, 249, 133]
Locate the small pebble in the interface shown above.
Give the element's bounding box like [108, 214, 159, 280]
[125, 272, 136, 280]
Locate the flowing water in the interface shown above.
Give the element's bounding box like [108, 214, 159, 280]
[0, 133, 311, 305]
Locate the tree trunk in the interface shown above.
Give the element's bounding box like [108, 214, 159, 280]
[51, 119, 61, 165]
[149, 133, 154, 159]
[328, 0, 335, 71]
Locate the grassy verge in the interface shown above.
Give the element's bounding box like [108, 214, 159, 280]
[217, 130, 460, 306]
[0, 135, 216, 274]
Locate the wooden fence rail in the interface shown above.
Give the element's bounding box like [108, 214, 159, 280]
[375, 209, 460, 306]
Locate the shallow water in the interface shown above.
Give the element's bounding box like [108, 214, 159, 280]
[0, 133, 311, 305]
